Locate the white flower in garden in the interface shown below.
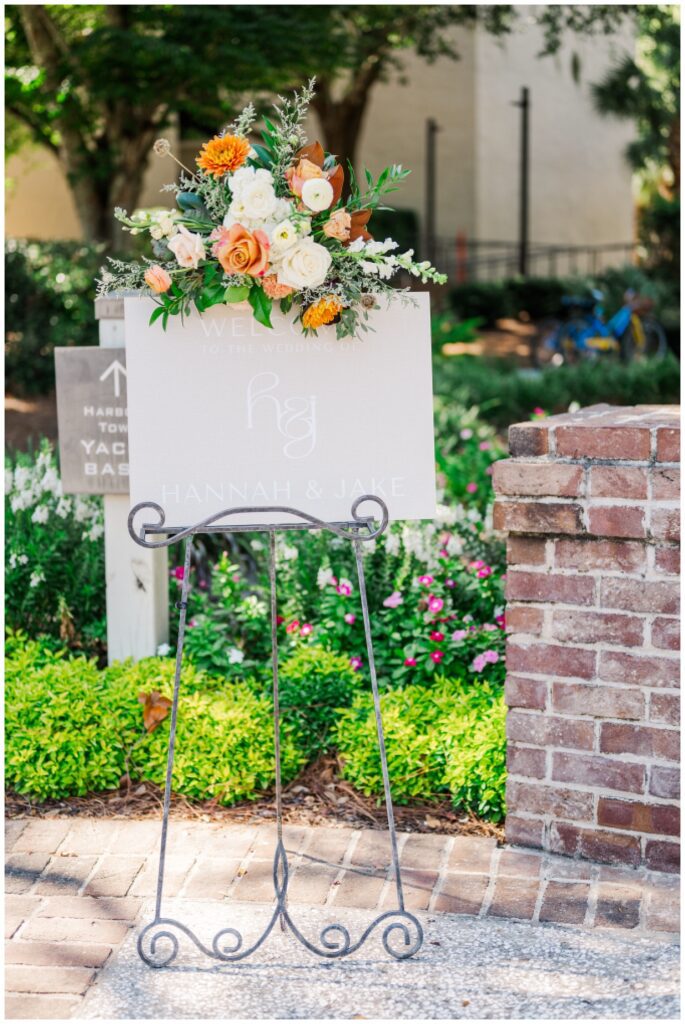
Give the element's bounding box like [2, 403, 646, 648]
[384, 532, 401, 557]
[301, 177, 334, 212]
[74, 499, 92, 523]
[5, 469, 13, 494]
[87, 523, 104, 541]
[271, 219, 298, 252]
[31, 505, 49, 525]
[167, 226, 205, 269]
[434, 503, 458, 527]
[55, 497, 72, 519]
[19, 554, 28, 565]
[29, 570, 45, 589]
[228, 647, 245, 665]
[317, 566, 336, 589]
[276, 238, 331, 289]
[9, 553, 17, 569]
[279, 544, 298, 561]
[157, 643, 171, 657]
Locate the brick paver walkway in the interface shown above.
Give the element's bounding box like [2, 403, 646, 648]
[6, 817, 680, 1019]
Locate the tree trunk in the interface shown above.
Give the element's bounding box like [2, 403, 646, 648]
[313, 97, 368, 175]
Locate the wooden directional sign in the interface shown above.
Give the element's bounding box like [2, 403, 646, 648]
[55, 346, 130, 494]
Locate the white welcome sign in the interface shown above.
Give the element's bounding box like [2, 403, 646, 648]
[125, 294, 436, 528]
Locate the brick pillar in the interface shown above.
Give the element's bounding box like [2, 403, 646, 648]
[493, 404, 680, 873]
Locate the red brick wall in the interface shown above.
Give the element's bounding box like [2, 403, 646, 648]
[493, 405, 680, 873]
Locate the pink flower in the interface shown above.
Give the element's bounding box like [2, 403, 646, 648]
[479, 441, 491, 451]
[300, 623, 313, 637]
[383, 591, 403, 609]
[337, 582, 352, 596]
[344, 613, 356, 625]
[428, 595, 444, 613]
[460, 428, 473, 440]
[471, 654, 487, 672]
[350, 656, 363, 671]
[199, 579, 207, 590]
[452, 629, 467, 642]
[495, 613, 506, 629]
[187, 619, 196, 628]
[439, 548, 448, 558]
[445, 578, 456, 589]
[466, 482, 478, 494]
[484, 649, 500, 664]
[477, 566, 492, 578]
[482, 623, 497, 632]
[285, 620, 300, 634]
[533, 407, 546, 417]
[430, 650, 444, 663]
[276, 615, 285, 625]
[172, 566, 185, 580]
[430, 630, 445, 642]
[404, 657, 417, 667]
[469, 560, 485, 571]
[485, 465, 494, 476]
[418, 575, 434, 586]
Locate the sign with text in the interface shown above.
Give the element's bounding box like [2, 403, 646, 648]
[125, 295, 436, 527]
[55, 347, 129, 494]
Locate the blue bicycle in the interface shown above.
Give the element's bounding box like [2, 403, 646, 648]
[533, 289, 667, 367]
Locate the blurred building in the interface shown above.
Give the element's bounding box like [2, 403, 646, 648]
[6, 14, 635, 280]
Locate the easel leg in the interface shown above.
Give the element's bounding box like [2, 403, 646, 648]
[267, 531, 287, 930]
[352, 538, 405, 913]
[154, 539, 193, 921]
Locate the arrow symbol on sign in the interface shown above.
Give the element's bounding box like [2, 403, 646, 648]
[99, 359, 127, 398]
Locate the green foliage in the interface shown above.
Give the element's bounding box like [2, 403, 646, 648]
[5, 443, 106, 654]
[273, 646, 363, 758]
[5, 239, 102, 395]
[335, 677, 506, 819]
[5, 641, 305, 803]
[433, 353, 680, 431]
[448, 266, 680, 330]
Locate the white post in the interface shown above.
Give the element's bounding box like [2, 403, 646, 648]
[96, 297, 169, 663]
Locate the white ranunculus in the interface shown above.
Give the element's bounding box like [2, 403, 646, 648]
[229, 166, 273, 198]
[276, 238, 332, 289]
[167, 226, 205, 269]
[271, 219, 298, 252]
[301, 177, 334, 212]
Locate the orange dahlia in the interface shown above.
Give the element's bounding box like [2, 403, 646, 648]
[196, 134, 250, 178]
[302, 295, 343, 331]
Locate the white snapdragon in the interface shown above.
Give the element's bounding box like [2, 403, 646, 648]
[31, 505, 49, 525]
[228, 647, 245, 665]
[317, 566, 336, 589]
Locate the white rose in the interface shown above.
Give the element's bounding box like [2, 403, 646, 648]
[167, 226, 205, 269]
[229, 166, 273, 199]
[271, 219, 298, 252]
[236, 178, 278, 222]
[301, 177, 334, 212]
[276, 238, 332, 289]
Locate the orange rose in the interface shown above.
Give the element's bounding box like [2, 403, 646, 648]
[215, 224, 270, 277]
[144, 265, 172, 293]
[323, 208, 351, 241]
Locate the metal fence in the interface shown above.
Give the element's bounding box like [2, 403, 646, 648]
[434, 238, 639, 284]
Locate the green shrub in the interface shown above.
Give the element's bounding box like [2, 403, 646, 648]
[6, 443, 106, 653]
[6, 644, 305, 803]
[275, 646, 363, 757]
[335, 677, 506, 820]
[5, 239, 104, 396]
[433, 353, 680, 430]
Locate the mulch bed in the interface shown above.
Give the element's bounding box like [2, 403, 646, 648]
[6, 755, 504, 842]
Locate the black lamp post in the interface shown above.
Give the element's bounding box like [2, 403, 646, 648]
[514, 86, 530, 277]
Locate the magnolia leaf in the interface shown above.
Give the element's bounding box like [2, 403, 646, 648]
[297, 140, 325, 168]
[138, 691, 172, 732]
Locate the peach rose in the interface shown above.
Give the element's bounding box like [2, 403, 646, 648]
[286, 157, 325, 198]
[323, 208, 351, 241]
[215, 223, 270, 277]
[262, 274, 294, 299]
[144, 265, 172, 293]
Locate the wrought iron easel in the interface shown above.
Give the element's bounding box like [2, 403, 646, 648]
[128, 495, 424, 966]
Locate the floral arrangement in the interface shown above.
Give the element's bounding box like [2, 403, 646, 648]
[97, 80, 446, 338]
